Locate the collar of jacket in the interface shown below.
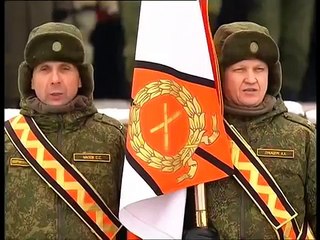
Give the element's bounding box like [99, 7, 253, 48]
[18, 95, 97, 133]
[24, 109, 96, 133]
[225, 96, 288, 126]
[224, 94, 276, 117]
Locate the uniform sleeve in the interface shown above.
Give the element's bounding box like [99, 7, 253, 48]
[305, 130, 316, 234]
[4, 133, 10, 176]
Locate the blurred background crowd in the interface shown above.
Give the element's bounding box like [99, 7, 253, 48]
[5, 0, 316, 108]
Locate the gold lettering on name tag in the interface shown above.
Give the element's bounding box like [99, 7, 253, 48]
[10, 158, 30, 167]
[257, 148, 294, 159]
[73, 153, 111, 163]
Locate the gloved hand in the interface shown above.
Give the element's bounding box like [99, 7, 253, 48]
[183, 227, 219, 240]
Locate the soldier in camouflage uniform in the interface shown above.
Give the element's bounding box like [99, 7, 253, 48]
[5, 22, 126, 239]
[183, 22, 316, 239]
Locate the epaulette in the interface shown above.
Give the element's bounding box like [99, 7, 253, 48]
[93, 113, 125, 135]
[283, 112, 316, 133]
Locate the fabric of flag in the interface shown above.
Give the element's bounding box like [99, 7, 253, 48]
[119, 1, 234, 238]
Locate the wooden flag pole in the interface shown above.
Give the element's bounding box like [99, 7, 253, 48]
[195, 183, 208, 227]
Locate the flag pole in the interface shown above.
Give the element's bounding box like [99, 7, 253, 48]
[195, 183, 207, 227]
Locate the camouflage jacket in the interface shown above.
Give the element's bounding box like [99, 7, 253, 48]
[5, 107, 126, 240]
[203, 98, 316, 239]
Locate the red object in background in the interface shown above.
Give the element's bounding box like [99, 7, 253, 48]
[96, 8, 119, 23]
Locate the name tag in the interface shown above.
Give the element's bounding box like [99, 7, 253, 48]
[257, 148, 294, 159]
[73, 153, 111, 163]
[10, 158, 30, 167]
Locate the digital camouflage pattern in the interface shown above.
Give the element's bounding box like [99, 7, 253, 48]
[184, 21, 316, 240]
[5, 21, 127, 240]
[204, 98, 316, 239]
[5, 108, 126, 240]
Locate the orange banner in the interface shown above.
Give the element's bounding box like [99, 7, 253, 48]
[127, 66, 233, 194]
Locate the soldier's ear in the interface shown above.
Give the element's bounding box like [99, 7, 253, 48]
[18, 61, 34, 98]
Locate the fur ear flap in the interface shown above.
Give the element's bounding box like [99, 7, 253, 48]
[78, 63, 94, 98]
[268, 61, 282, 97]
[18, 61, 34, 99]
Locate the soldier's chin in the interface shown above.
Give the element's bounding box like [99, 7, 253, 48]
[46, 98, 68, 106]
[240, 97, 262, 107]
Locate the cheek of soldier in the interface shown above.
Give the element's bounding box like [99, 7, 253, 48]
[31, 61, 82, 106]
[222, 59, 268, 107]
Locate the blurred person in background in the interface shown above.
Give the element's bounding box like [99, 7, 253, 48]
[212, 0, 255, 32]
[247, 0, 315, 101]
[299, 18, 316, 102]
[52, 1, 96, 64]
[90, 1, 130, 100]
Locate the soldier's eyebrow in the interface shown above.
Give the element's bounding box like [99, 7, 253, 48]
[35, 63, 50, 70]
[59, 62, 76, 69]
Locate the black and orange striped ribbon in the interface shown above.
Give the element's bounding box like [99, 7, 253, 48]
[225, 121, 314, 240]
[5, 114, 122, 240]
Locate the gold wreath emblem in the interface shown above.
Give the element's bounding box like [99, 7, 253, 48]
[129, 79, 219, 182]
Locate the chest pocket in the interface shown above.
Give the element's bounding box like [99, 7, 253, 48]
[257, 148, 300, 174]
[72, 152, 117, 191]
[72, 152, 120, 213]
[255, 147, 305, 189]
[73, 153, 113, 176]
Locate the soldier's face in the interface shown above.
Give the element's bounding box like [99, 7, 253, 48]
[222, 59, 268, 107]
[31, 61, 82, 106]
